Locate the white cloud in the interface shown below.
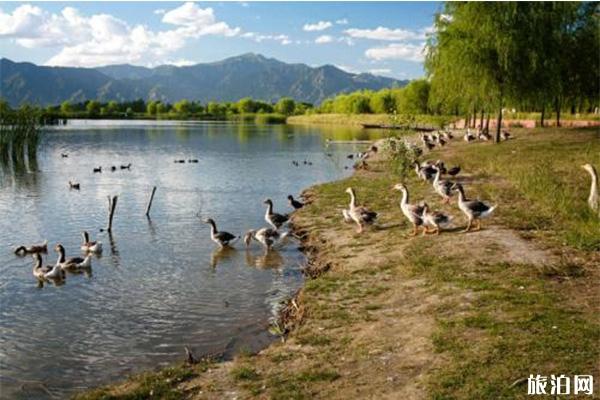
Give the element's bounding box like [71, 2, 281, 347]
[153, 9, 166, 15]
[336, 18, 349, 25]
[315, 35, 333, 44]
[345, 26, 429, 41]
[337, 36, 354, 46]
[303, 20, 332, 32]
[0, 3, 240, 67]
[335, 64, 359, 74]
[241, 32, 291, 45]
[365, 42, 425, 62]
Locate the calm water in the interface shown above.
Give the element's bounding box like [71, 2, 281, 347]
[0, 120, 383, 399]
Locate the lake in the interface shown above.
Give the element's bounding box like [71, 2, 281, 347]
[0, 120, 384, 399]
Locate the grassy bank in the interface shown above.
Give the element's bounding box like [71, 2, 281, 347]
[288, 113, 457, 129]
[76, 127, 599, 399]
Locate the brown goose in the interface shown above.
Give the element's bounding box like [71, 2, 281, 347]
[452, 184, 496, 232]
[14, 240, 48, 255]
[393, 183, 425, 236]
[345, 187, 378, 233]
[421, 203, 452, 235]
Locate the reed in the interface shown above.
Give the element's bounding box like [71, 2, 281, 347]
[0, 103, 42, 172]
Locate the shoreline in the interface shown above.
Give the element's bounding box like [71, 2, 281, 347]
[77, 126, 599, 399]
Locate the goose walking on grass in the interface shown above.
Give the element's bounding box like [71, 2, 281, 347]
[243, 228, 289, 251]
[393, 183, 425, 236]
[452, 183, 496, 232]
[55, 244, 92, 270]
[203, 218, 239, 248]
[287, 195, 304, 210]
[421, 203, 452, 235]
[14, 240, 48, 255]
[263, 199, 289, 229]
[414, 162, 437, 182]
[345, 187, 378, 233]
[464, 129, 475, 142]
[81, 231, 103, 253]
[582, 163, 599, 215]
[433, 168, 454, 203]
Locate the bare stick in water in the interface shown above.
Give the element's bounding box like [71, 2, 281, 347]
[107, 195, 118, 232]
[145, 186, 157, 217]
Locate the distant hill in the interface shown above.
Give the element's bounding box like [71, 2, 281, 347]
[0, 54, 407, 106]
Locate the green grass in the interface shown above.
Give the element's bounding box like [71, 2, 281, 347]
[231, 366, 261, 381]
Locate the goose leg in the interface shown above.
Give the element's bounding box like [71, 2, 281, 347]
[475, 219, 481, 231]
[435, 226, 440, 235]
[463, 219, 472, 233]
[410, 224, 418, 236]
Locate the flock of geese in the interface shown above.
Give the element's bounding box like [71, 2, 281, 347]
[342, 127, 505, 235]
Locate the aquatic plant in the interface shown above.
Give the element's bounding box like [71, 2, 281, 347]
[0, 102, 42, 172]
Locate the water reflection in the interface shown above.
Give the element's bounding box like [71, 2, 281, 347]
[209, 246, 236, 268]
[244, 249, 285, 269]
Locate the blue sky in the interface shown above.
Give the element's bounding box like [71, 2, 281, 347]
[0, 2, 440, 79]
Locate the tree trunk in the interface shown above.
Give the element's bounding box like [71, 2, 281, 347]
[485, 113, 491, 134]
[472, 106, 477, 128]
[540, 104, 545, 128]
[555, 97, 561, 127]
[465, 114, 470, 129]
[479, 109, 485, 130]
[495, 107, 502, 143]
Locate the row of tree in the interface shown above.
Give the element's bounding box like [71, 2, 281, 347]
[51, 97, 311, 119]
[425, 2, 599, 141]
[316, 80, 431, 115]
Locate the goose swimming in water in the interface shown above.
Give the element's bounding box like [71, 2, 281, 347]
[345, 187, 378, 233]
[81, 231, 103, 253]
[393, 183, 425, 236]
[421, 203, 452, 235]
[287, 195, 304, 210]
[582, 163, 599, 215]
[32, 253, 55, 280]
[69, 181, 80, 190]
[203, 218, 239, 248]
[55, 244, 92, 270]
[93, 166, 102, 173]
[433, 168, 454, 203]
[14, 240, 48, 255]
[120, 163, 132, 170]
[263, 199, 289, 229]
[243, 227, 289, 251]
[452, 183, 496, 232]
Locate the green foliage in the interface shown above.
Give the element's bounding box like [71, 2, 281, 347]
[396, 79, 429, 114]
[86, 100, 101, 117]
[60, 101, 73, 114]
[275, 97, 296, 115]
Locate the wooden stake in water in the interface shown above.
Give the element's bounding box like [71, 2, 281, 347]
[145, 186, 157, 217]
[107, 195, 118, 232]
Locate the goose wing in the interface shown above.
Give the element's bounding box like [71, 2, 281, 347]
[216, 231, 237, 242]
[270, 213, 289, 224]
[355, 206, 378, 223]
[465, 200, 491, 214]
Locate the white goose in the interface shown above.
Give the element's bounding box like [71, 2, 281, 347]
[452, 183, 496, 232]
[393, 183, 425, 236]
[345, 187, 378, 233]
[81, 231, 103, 253]
[582, 163, 599, 216]
[243, 227, 289, 251]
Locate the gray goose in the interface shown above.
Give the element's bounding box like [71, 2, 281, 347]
[203, 218, 239, 248]
[421, 203, 452, 235]
[393, 183, 425, 236]
[243, 227, 289, 251]
[345, 187, 378, 233]
[452, 184, 496, 232]
[32, 253, 55, 280]
[287, 195, 304, 210]
[263, 199, 289, 229]
[14, 240, 48, 255]
[433, 168, 454, 203]
[55, 244, 92, 270]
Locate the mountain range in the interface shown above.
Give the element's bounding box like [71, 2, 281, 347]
[0, 53, 407, 107]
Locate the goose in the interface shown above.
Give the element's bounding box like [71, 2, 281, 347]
[501, 130, 512, 140]
[414, 162, 437, 181]
[447, 166, 461, 176]
[436, 136, 447, 147]
[393, 183, 425, 236]
[110, 166, 117, 172]
[435, 160, 447, 174]
[174, 159, 185, 163]
[81, 231, 103, 253]
[433, 168, 454, 203]
[44, 262, 66, 280]
[263, 199, 289, 229]
[55, 244, 92, 270]
[93, 166, 102, 173]
[345, 187, 378, 233]
[443, 130, 454, 140]
[69, 181, 80, 190]
[478, 130, 491, 141]
[582, 163, 599, 215]
[120, 163, 132, 170]
[188, 159, 199, 163]
[203, 218, 239, 248]
[287, 195, 304, 210]
[421, 203, 452, 235]
[342, 209, 353, 223]
[425, 141, 435, 151]
[452, 183, 496, 232]
[464, 129, 475, 142]
[61, 153, 69, 158]
[14, 240, 48, 255]
[243, 227, 289, 250]
[32, 253, 54, 280]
